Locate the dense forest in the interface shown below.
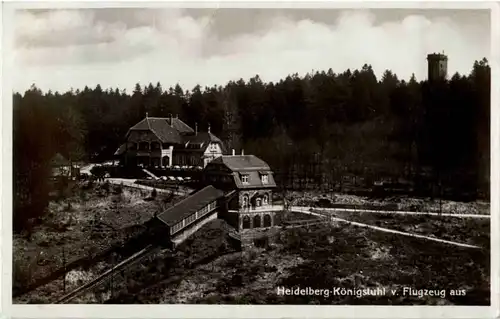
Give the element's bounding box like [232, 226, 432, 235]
[13, 58, 490, 232]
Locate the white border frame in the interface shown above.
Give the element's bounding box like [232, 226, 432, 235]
[1, 1, 499, 318]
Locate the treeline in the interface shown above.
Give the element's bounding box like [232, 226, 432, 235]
[13, 59, 490, 231]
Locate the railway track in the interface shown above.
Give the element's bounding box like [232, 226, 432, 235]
[55, 244, 161, 304]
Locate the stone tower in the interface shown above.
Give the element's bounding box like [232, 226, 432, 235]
[427, 52, 448, 81]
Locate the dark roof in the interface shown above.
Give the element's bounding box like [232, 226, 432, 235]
[232, 171, 277, 189]
[149, 118, 183, 143]
[184, 132, 222, 144]
[156, 186, 224, 226]
[126, 117, 226, 148]
[209, 155, 270, 172]
[205, 155, 276, 189]
[128, 117, 182, 143]
[129, 118, 150, 130]
[166, 117, 194, 134]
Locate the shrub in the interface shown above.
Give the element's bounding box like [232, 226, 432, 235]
[102, 181, 110, 193]
[114, 183, 123, 195]
[79, 189, 88, 201]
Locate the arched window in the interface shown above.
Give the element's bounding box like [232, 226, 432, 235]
[253, 215, 261, 228]
[242, 216, 251, 229]
[256, 198, 262, 207]
[263, 194, 269, 205]
[242, 195, 249, 209]
[263, 214, 272, 227]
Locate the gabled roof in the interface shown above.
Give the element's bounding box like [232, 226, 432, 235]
[184, 132, 222, 144]
[148, 118, 183, 143]
[127, 117, 182, 144]
[166, 117, 194, 134]
[156, 186, 224, 226]
[125, 116, 226, 151]
[209, 155, 271, 172]
[205, 155, 276, 189]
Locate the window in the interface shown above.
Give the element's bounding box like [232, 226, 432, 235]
[242, 216, 251, 229]
[210, 143, 217, 152]
[263, 194, 269, 205]
[209, 201, 216, 210]
[256, 198, 262, 207]
[241, 174, 249, 184]
[242, 195, 249, 208]
[199, 205, 209, 217]
[263, 214, 272, 227]
[185, 213, 196, 225]
[171, 221, 183, 234]
[261, 174, 269, 184]
[253, 215, 261, 228]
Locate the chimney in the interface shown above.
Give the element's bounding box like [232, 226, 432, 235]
[208, 123, 211, 134]
[241, 149, 244, 156]
[170, 114, 173, 126]
[146, 112, 148, 118]
[232, 149, 235, 156]
[195, 123, 198, 136]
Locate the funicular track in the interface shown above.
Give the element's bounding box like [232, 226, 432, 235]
[55, 244, 162, 304]
[54, 187, 232, 304]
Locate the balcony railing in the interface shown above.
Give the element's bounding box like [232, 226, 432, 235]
[228, 205, 284, 213]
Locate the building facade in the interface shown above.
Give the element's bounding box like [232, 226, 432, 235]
[115, 115, 225, 168]
[203, 153, 279, 232]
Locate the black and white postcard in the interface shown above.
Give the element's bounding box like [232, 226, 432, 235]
[2, 1, 499, 318]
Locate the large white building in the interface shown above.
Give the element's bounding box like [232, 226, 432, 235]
[114, 115, 225, 168]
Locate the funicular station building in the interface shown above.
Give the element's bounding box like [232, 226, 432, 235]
[150, 152, 281, 248]
[203, 154, 279, 231]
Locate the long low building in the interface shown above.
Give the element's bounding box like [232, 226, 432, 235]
[152, 185, 225, 247]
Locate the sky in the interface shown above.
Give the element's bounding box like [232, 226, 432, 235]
[12, 7, 491, 93]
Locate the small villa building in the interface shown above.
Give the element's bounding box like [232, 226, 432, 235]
[203, 152, 278, 232]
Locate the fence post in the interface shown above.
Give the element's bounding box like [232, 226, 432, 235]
[62, 246, 66, 293]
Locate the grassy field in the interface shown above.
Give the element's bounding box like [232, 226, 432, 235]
[330, 211, 490, 249]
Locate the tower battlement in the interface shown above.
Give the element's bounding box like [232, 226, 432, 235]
[427, 53, 448, 61]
